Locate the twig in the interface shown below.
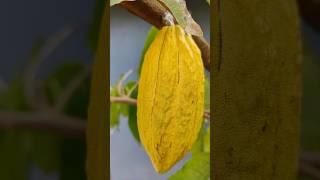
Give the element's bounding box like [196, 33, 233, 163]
[23, 26, 75, 110]
[204, 110, 210, 120]
[126, 82, 138, 97]
[110, 96, 137, 105]
[55, 68, 89, 111]
[0, 111, 86, 137]
[119, 0, 210, 71]
[301, 152, 320, 168]
[117, 69, 133, 96]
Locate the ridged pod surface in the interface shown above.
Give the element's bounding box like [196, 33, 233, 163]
[137, 25, 205, 173]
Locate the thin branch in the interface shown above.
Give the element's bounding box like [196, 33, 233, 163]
[117, 69, 133, 96]
[55, 68, 89, 111]
[301, 152, 320, 168]
[119, 0, 210, 71]
[23, 26, 75, 110]
[204, 110, 210, 120]
[127, 82, 138, 97]
[0, 111, 86, 137]
[110, 96, 137, 105]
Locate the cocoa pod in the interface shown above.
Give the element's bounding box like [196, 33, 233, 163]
[137, 25, 205, 173]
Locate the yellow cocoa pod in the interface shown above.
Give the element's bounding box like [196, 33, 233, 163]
[137, 25, 205, 173]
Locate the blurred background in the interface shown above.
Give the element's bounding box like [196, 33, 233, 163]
[0, 0, 101, 179]
[0, 0, 319, 180]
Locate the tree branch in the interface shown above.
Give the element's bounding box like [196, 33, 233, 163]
[110, 96, 137, 105]
[119, 0, 210, 71]
[117, 69, 133, 96]
[299, 161, 320, 180]
[301, 152, 320, 168]
[0, 111, 86, 137]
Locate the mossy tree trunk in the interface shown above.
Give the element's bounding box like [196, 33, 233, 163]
[212, 1, 302, 179]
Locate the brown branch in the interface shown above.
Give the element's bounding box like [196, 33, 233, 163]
[0, 111, 86, 137]
[301, 152, 320, 168]
[204, 110, 210, 120]
[110, 96, 137, 105]
[119, 0, 210, 71]
[300, 161, 320, 180]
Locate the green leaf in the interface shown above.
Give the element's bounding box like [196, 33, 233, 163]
[110, 80, 137, 128]
[204, 128, 210, 153]
[119, 81, 137, 117]
[191, 126, 206, 154]
[128, 105, 140, 142]
[138, 26, 159, 76]
[110, 0, 135, 6]
[159, 0, 203, 36]
[124, 81, 137, 95]
[207, 0, 210, 5]
[159, 0, 187, 27]
[128, 87, 140, 142]
[204, 77, 210, 109]
[191, 124, 210, 154]
[169, 153, 210, 180]
[110, 104, 121, 128]
[110, 87, 121, 128]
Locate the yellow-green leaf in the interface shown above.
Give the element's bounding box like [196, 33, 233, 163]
[169, 153, 210, 180]
[159, 0, 203, 36]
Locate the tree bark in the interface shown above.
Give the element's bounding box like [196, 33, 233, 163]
[212, 1, 302, 179]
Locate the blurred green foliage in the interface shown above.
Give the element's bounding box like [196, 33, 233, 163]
[0, 0, 104, 179]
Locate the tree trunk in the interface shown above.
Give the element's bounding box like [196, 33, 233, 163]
[212, 1, 302, 179]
